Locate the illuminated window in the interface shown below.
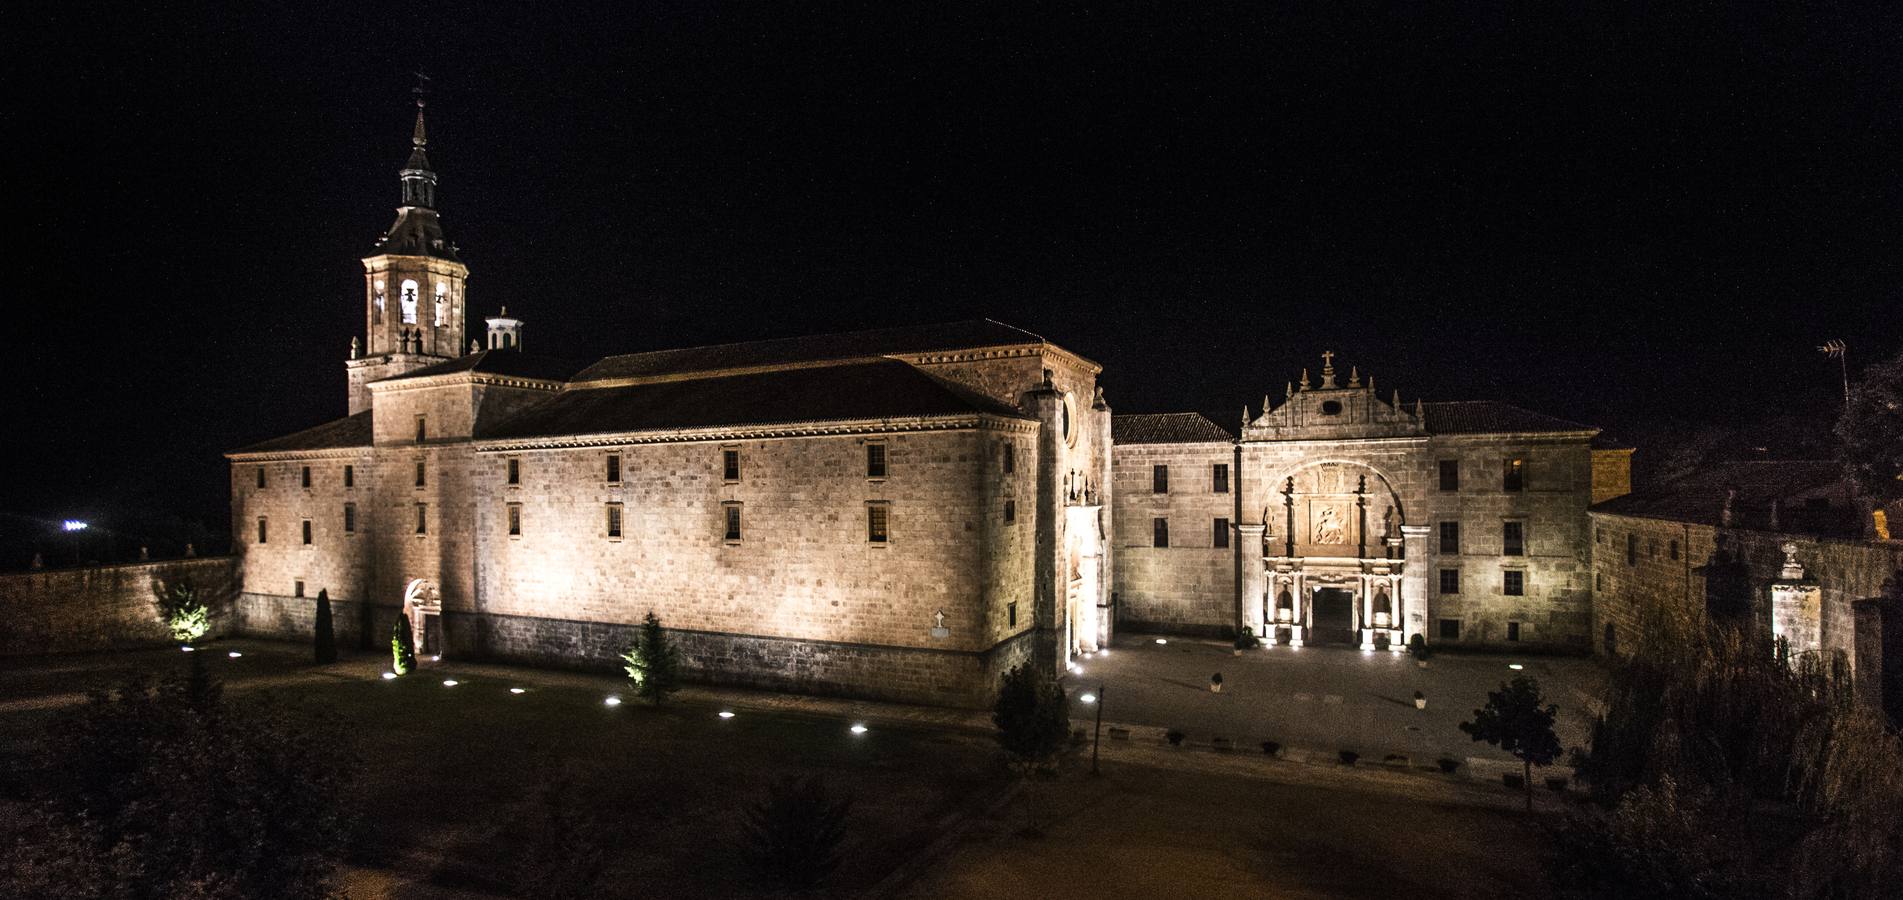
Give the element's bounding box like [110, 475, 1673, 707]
[1439, 569, 1460, 594]
[1002, 443, 1015, 474]
[1004, 499, 1016, 523]
[722, 449, 740, 482]
[301, 520, 312, 545]
[866, 443, 887, 478]
[1503, 521, 1525, 556]
[415, 460, 426, 488]
[1152, 518, 1169, 548]
[415, 504, 427, 535]
[606, 504, 623, 539]
[507, 504, 521, 536]
[867, 503, 889, 543]
[343, 504, 356, 534]
[606, 454, 621, 484]
[1212, 463, 1229, 493]
[373, 281, 385, 324]
[723, 503, 743, 541]
[400, 279, 419, 324]
[257, 517, 268, 544]
[301, 466, 311, 489]
[1438, 460, 1459, 491]
[1440, 521, 1461, 555]
[1504, 570, 1525, 596]
[344, 465, 354, 488]
[257, 467, 266, 489]
[1503, 458, 1525, 492]
[1153, 465, 1169, 494]
[434, 282, 449, 326]
[1213, 518, 1230, 548]
[506, 458, 519, 485]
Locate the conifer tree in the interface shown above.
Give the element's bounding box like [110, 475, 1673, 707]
[392, 615, 416, 675]
[622, 610, 680, 703]
[313, 589, 337, 664]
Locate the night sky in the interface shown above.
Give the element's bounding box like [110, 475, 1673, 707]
[10, 2, 1900, 556]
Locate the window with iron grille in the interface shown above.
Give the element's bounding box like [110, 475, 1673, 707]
[867, 443, 887, 478]
[867, 504, 889, 543]
[723, 449, 740, 482]
[1152, 517, 1170, 548]
[1439, 568, 1460, 594]
[1440, 521, 1461, 555]
[1504, 569, 1525, 596]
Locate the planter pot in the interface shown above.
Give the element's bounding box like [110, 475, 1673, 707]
[1261, 741, 1281, 757]
[1416, 660, 1429, 669]
[1413, 698, 1427, 710]
[1233, 649, 1243, 656]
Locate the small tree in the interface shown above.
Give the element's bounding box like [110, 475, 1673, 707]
[1461, 675, 1562, 811]
[313, 589, 337, 664]
[622, 611, 681, 703]
[993, 664, 1071, 775]
[739, 774, 852, 891]
[157, 578, 210, 643]
[391, 615, 416, 675]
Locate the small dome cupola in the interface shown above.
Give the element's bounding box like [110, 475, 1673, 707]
[485, 307, 524, 351]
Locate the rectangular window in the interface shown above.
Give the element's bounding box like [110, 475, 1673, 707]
[1152, 464, 1169, 494]
[1504, 570, 1525, 596]
[506, 457, 520, 485]
[1503, 458, 1525, 492]
[294, 580, 305, 598]
[867, 504, 889, 543]
[257, 517, 268, 543]
[1438, 459, 1459, 491]
[301, 520, 312, 545]
[722, 448, 740, 482]
[415, 504, 427, 535]
[723, 504, 743, 541]
[1626, 533, 1638, 566]
[1669, 540, 1679, 560]
[1439, 618, 1461, 640]
[606, 454, 621, 484]
[1008, 601, 1018, 628]
[301, 466, 311, 489]
[343, 504, 356, 534]
[1152, 517, 1170, 548]
[1507, 621, 1522, 642]
[415, 460, 426, 488]
[1439, 568, 1460, 594]
[867, 443, 887, 478]
[1439, 521, 1461, 555]
[1004, 499, 1016, 524]
[257, 467, 267, 489]
[1002, 443, 1015, 474]
[1213, 518, 1230, 548]
[343, 464, 354, 488]
[507, 504, 521, 536]
[606, 504, 623, 539]
[1503, 521, 1525, 556]
[1212, 463, 1229, 493]
[415, 416, 427, 443]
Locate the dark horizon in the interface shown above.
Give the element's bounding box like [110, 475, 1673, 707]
[11, 2, 1899, 558]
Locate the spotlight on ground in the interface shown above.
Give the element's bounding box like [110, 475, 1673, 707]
[442, 679, 459, 687]
[1508, 663, 1524, 670]
[1080, 692, 1097, 704]
[381, 672, 397, 680]
[604, 696, 622, 707]
[718, 711, 736, 719]
[1155, 638, 1168, 645]
[227, 651, 242, 658]
[509, 687, 526, 695]
[850, 723, 868, 735]
[180, 646, 195, 652]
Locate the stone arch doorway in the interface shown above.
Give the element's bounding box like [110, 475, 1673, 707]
[1309, 587, 1359, 646]
[402, 579, 444, 659]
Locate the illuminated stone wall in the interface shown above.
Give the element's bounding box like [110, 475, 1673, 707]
[0, 556, 238, 656]
[1111, 441, 1236, 635]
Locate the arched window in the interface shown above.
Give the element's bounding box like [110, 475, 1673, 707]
[400, 279, 419, 324]
[373, 280, 385, 324]
[434, 282, 449, 326]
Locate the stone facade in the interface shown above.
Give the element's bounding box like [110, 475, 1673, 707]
[1110, 355, 1606, 653]
[0, 557, 238, 656]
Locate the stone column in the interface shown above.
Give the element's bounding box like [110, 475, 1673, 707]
[1359, 578, 1375, 650]
[1020, 377, 1064, 679]
[1290, 573, 1307, 648]
[1239, 525, 1267, 636]
[1400, 525, 1430, 646]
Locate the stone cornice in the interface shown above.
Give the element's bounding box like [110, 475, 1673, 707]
[475, 412, 1034, 452]
[360, 254, 468, 274]
[568, 341, 1103, 392]
[225, 446, 373, 462]
[368, 370, 567, 393]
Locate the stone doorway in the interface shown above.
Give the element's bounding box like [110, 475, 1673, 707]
[1310, 587, 1358, 646]
[402, 579, 442, 661]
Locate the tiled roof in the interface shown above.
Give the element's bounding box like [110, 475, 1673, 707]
[1593, 460, 1856, 533]
[377, 350, 584, 384]
[573, 319, 1051, 383]
[482, 359, 1029, 441]
[1112, 413, 1234, 444]
[1421, 401, 1595, 435]
[229, 411, 373, 455]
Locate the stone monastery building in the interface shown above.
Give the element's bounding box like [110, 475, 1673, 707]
[228, 99, 1624, 705]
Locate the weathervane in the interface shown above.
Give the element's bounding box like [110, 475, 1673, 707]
[412, 71, 432, 109]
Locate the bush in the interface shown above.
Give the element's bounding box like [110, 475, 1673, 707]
[313, 589, 337, 664]
[391, 616, 416, 675]
[157, 579, 211, 643]
[1165, 729, 1186, 747]
[1408, 633, 1431, 660]
[1338, 750, 1359, 766]
[1438, 758, 1461, 774]
[740, 775, 852, 892]
[1233, 627, 1260, 651]
[993, 664, 1070, 774]
[622, 611, 681, 703]
[1261, 740, 1281, 756]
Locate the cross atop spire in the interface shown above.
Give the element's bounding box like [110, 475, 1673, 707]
[398, 76, 438, 209]
[1319, 350, 1338, 388]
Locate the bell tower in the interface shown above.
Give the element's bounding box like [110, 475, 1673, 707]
[345, 77, 471, 414]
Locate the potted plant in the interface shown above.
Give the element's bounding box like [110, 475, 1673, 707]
[1413, 690, 1427, 710]
[1408, 633, 1431, 667]
[1233, 627, 1259, 655]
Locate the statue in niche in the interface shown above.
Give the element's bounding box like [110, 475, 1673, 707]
[1383, 505, 1396, 540]
[1314, 505, 1345, 545]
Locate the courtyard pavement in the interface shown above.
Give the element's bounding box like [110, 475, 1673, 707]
[1066, 632, 1607, 769]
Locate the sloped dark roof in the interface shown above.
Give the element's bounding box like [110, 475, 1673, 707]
[482, 360, 1029, 441]
[229, 411, 373, 455]
[1593, 460, 1855, 533]
[373, 207, 460, 261]
[573, 319, 1050, 383]
[1113, 413, 1234, 444]
[1421, 401, 1595, 435]
[378, 350, 583, 384]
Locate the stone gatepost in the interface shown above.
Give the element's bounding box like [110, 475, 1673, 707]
[1238, 524, 1267, 638]
[1768, 542, 1822, 660]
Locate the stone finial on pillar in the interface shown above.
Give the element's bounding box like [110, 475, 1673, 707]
[470, 339, 482, 355]
[139, 546, 149, 561]
[1348, 365, 1360, 388]
[350, 336, 361, 360]
[1319, 350, 1337, 388]
[1285, 382, 1294, 401]
[1722, 486, 1739, 527]
[185, 543, 195, 558]
[1412, 398, 1423, 418]
[31, 553, 43, 569]
[1092, 384, 1107, 410]
[1241, 405, 1249, 430]
[1367, 374, 1375, 394]
[1779, 541, 1805, 579]
[1300, 369, 1311, 391]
